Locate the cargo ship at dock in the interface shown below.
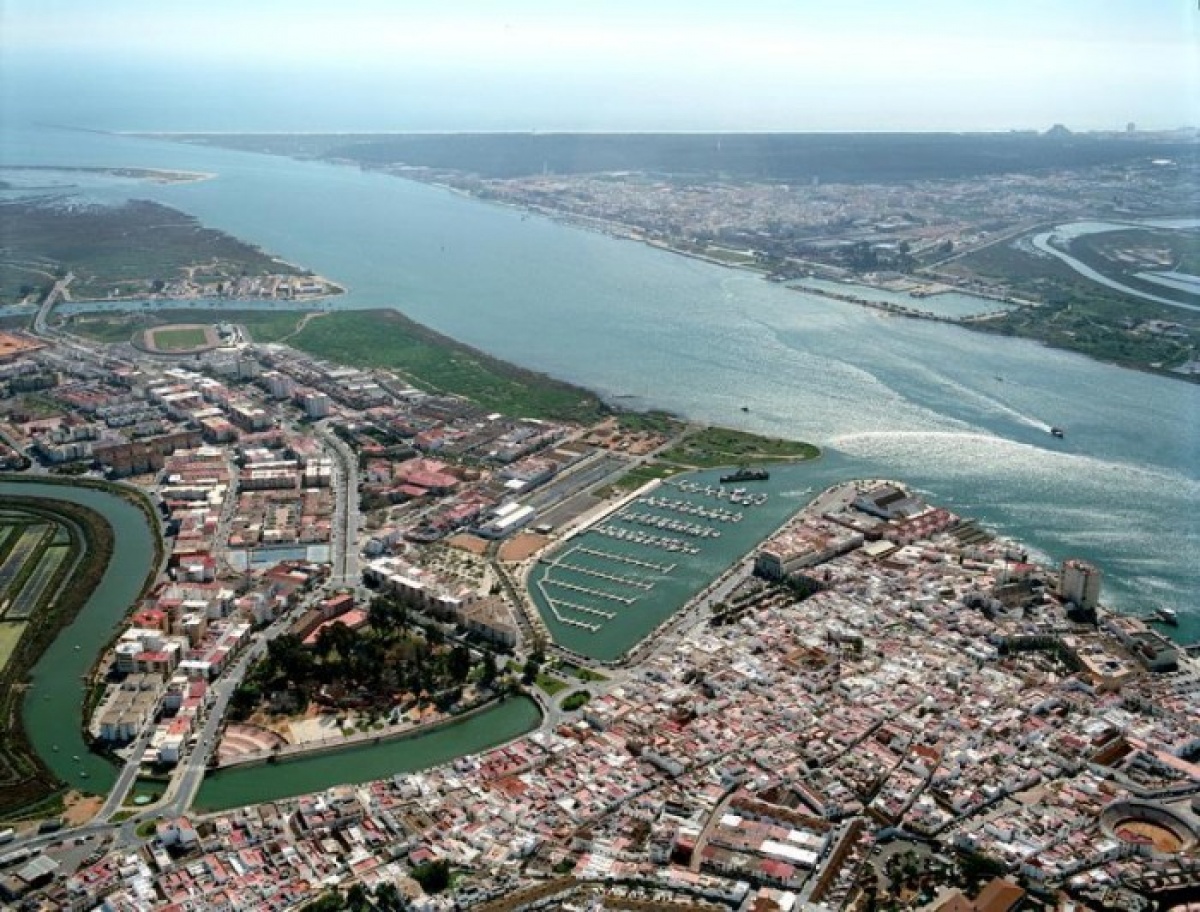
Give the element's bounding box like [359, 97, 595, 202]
[719, 467, 770, 484]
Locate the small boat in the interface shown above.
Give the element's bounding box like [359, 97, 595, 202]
[1156, 608, 1179, 626]
[740, 406, 750, 412]
[1050, 427, 1065, 439]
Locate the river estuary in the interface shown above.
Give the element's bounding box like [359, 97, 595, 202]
[1, 129, 1197, 645]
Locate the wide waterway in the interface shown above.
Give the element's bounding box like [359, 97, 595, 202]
[2, 126, 1197, 645]
[0, 479, 157, 796]
[193, 696, 541, 812]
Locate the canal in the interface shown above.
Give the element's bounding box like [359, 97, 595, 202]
[0, 479, 158, 796]
[193, 696, 542, 812]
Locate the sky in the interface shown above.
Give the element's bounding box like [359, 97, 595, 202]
[2, 0, 1197, 132]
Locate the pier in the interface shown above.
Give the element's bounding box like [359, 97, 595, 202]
[593, 524, 699, 554]
[575, 546, 674, 573]
[619, 509, 720, 538]
[552, 560, 654, 591]
[532, 579, 605, 631]
[543, 577, 636, 605]
[640, 495, 745, 521]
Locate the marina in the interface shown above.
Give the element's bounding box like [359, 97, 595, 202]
[527, 465, 824, 661]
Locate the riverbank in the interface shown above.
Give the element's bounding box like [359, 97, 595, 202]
[193, 696, 542, 812]
[372, 170, 1200, 385]
[0, 477, 161, 821]
[0, 495, 114, 819]
[0, 197, 342, 308]
[215, 694, 523, 770]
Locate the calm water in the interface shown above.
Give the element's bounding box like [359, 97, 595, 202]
[0, 480, 158, 796]
[194, 697, 541, 812]
[532, 464, 834, 660]
[2, 126, 1197, 644]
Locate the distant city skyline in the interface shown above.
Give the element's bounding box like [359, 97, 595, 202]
[2, 0, 1197, 132]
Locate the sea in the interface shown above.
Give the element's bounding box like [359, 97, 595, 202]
[2, 124, 1197, 642]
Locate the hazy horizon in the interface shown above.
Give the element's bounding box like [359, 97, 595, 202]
[2, 0, 1197, 134]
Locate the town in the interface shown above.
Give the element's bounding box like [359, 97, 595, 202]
[0, 311, 1196, 912]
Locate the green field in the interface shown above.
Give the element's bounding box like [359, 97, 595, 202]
[68, 309, 308, 345]
[597, 460, 689, 497]
[0, 198, 308, 303]
[535, 673, 569, 696]
[289, 309, 609, 423]
[148, 325, 211, 350]
[0, 623, 26, 673]
[657, 427, 820, 468]
[945, 235, 1200, 377]
[616, 410, 685, 435]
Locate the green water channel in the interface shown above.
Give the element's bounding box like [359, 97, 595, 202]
[1, 479, 159, 796]
[2, 478, 544, 813]
[194, 696, 542, 812]
[529, 462, 827, 661]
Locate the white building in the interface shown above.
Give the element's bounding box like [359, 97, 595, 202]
[1060, 559, 1102, 609]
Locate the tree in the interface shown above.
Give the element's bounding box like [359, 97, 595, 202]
[411, 859, 451, 894]
[346, 883, 370, 912]
[529, 633, 547, 663]
[522, 656, 540, 685]
[480, 652, 499, 687]
[448, 645, 471, 683]
[373, 882, 404, 911]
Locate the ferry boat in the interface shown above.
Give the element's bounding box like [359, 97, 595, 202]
[720, 467, 770, 484]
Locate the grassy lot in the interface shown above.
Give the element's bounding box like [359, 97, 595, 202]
[615, 410, 685, 435]
[535, 673, 569, 697]
[0, 622, 26, 673]
[596, 460, 689, 498]
[558, 663, 608, 683]
[289, 309, 609, 423]
[148, 325, 210, 350]
[658, 427, 820, 468]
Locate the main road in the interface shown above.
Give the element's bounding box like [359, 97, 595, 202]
[315, 422, 361, 589]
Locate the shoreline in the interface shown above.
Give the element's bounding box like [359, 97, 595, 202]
[0, 164, 216, 185]
[370, 167, 1200, 387]
[208, 693, 533, 772]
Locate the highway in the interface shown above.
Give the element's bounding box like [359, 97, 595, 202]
[31, 272, 73, 336]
